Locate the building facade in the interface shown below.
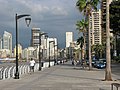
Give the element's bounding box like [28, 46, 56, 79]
[47, 38, 57, 59]
[0, 36, 2, 49]
[66, 32, 73, 47]
[3, 31, 12, 56]
[90, 9, 102, 45]
[31, 28, 40, 47]
[14, 44, 22, 59]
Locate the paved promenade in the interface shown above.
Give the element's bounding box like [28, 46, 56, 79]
[0, 61, 120, 90]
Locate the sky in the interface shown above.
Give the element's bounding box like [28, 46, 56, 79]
[0, 0, 83, 49]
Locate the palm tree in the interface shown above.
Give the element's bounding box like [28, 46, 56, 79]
[105, 0, 112, 81]
[77, 36, 84, 60]
[93, 44, 105, 59]
[76, 19, 88, 60]
[76, 0, 99, 70]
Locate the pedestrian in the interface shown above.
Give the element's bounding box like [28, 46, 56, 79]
[73, 53, 77, 69]
[29, 58, 35, 73]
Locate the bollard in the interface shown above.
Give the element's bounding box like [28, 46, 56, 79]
[19, 65, 23, 76]
[12, 66, 16, 78]
[10, 66, 14, 77]
[22, 65, 26, 74]
[3, 67, 8, 80]
[8, 66, 13, 79]
[0, 67, 4, 80]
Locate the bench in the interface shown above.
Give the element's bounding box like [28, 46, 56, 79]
[111, 83, 120, 90]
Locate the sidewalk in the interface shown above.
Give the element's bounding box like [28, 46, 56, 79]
[0, 61, 119, 90]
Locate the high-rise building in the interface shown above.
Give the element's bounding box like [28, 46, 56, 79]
[31, 28, 40, 47]
[14, 44, 22, 59]
[90, 9, 102, 45]
[0, 36, 2, 49]
[66, 32, 73, 47]
[47, 38, 57, 59]
[3, 31, 12, 56]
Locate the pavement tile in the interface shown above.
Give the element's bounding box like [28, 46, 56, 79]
[0, 61, 119, 90]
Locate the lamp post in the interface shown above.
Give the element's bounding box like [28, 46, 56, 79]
[15, 13, 31, 79]
[38, 32, 47, 71]
[56, 45, 58, 64]
[54, 44, 57, 65]
[49, 41, 54, 67]
[45, 35, 48, 59]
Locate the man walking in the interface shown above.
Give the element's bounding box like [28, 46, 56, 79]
[29, 58, 35, 73]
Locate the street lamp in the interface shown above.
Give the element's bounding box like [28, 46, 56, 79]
[54, 44, 57, 65]
[45, 35, 48, 59]
[15, 13, 31, 79]
[38, 32, 47, 71]
[49, 41, 54, 67]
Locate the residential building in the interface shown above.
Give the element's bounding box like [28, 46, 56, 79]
[27, 47, 37, 59]
[47, 38, 57, 59]
[22, 47, 38, 61]
[31, 28, 40, 47]
[14, 44, 22, 59]
[0, 49, 10, 58]
[90, 9, 102, 45]
[3, 31, 12, 56]
[22, 48, 29, 61]
[66, 32, 73, 47]
[0, 36, 2, 49]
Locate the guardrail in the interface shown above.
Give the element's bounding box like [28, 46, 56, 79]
[0, 61, 55, 80]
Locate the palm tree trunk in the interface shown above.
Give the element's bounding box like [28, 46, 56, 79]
[88, 15, 92, 70]
[105, 0, 112, 81]
[113, 34, 117, 56]
[83, 33, 86, 60]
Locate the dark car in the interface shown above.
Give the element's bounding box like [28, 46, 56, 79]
[86, 59, 98, 67]
[99, 58, 106, 64]
[95, 61, 106, 69]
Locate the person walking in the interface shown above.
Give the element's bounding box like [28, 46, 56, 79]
[73, 53, 77, 69]
[29, 58, 35, 73]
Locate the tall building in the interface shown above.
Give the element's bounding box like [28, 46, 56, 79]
[66, 32, 73, 47]
[31, 28, 40, 47]
[47, 38, 57, 59]
[3, 31, 12, 56]
[14, 44, 22, 59]
[0, 36, 2, 49]
[90, 9, 102, 45]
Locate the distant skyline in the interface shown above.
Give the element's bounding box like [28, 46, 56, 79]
[0, 0, 83, 48]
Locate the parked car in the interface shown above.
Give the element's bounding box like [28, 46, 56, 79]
[95, 60, 106, 69]
[99, 58, 106, 64]
[86, 59, 98, 67]
[92, 60, 99, 67]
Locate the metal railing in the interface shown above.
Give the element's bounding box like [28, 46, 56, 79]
[0, 61, 55, 80]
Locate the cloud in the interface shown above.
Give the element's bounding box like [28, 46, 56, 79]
[0, 0, 82, 48]
[51, 6, 68, 16]
[14, 0, 68, 16]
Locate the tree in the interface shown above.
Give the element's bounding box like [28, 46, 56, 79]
[77, 36, 84, 60]
[110, 0, 120, 56]
[76, 19, 88, 60]
[105, 0, 112, 81]
[92, 44, 105, 59]
[76, 0, 99, 70]
[110, 0, 120, 35]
